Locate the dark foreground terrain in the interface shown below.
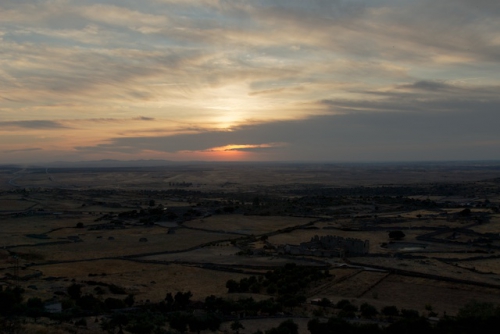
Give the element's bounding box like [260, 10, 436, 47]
[1, 162, 500, 333]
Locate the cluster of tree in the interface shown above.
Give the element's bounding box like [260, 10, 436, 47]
[61, 283, 135, 315]
[204, 295, 283, 316]
[101, 291, 221, 334]
[230, 319, 299, 334]
[101, 309, 168, 334]
[167, 181, 193, 187]
[156, 291, 193, 312]
[315, 298, 426, 320]
[101, 309, 221, 334]
[3, 279, 500, 334]
[0, 286, 55, 324]
[388, 230, 405, 240]
[226, 263, 330, 299]
[307, 301, 500, 334]
[0, 286, 26, 316]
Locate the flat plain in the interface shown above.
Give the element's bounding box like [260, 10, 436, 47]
[1, 162, 500, 333]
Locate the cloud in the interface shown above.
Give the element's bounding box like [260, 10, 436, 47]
[395, 81, 452, 92]
[4, 147, 42, 154]
[0, 120, 68, 129]
[1, 1, 500, 163]
[74, 80, 500, 160]
[79, 4, 168, 31]
[75, 106, 500, 160]
[223, 146, 280, 152]
[134, 116, 155, 121]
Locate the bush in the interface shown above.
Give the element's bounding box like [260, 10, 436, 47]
[75, 318, 87, 327]
[105, 297, 126, 310]
[67, 283, 83, 300]
[336, 299, 357, 312]
[401, 309, 419, 318]
[382, 305, 399, 317]
[360, 303, 378, 318]
[318, 298, 333, 307]
[109, 284, 127, 295]
[389, 231, 405, 240]
[266, 319, 298, 334]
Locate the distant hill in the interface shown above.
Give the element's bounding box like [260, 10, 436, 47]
[44, 159, 177, 168]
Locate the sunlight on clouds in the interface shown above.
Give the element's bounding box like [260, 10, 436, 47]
[1, 0, 499, 162]
[432, 54, 477, 64]
[201, 83, 274, 128]
[80, 4, 169, 31]
[210, 143, 286, 152]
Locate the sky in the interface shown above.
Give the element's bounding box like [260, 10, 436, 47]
[1, 0, 499, 164]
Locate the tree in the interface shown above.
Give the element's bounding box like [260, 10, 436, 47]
[457, 300, 500, 320]
[101, 313, 129, 334]
[401, 309, 419, 318]
[26, 297, 44, 322]
[67, 283, 82, 300]
[265, 319, 298, 334]
[318, 298, 332, 307]
[174, 291, 192, 309]
[77, 294, 102, 311]
[459, 208, 471, 217]
[386, 317, 431, 334]
[308, 318, 325, 334]
[124, 294, 135, 307]
[360, 303, 378, 318]
[0, 317, 23, 334]
[105, 297, 126, 310]
[382, 305, 399, 317]
[389, 230, 405, 240]
[165, 292, 174, 308]
[169, 312, 190, 333]
[231, 320, 245, 334]
[0, 287, 24, 316]
[226, 279, 239, 293]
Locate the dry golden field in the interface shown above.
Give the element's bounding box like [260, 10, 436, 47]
[350, 256, 500, 287]
[26, 261, 252, 302]
[5, 163, 500, 191]
[12, 228, 239, 262]
[184, 215, 313, 235]
[140, 245, 321, 267]
[369, 275, 500, 315]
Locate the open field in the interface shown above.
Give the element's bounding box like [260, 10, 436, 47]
[140, 245, 323, 267]
[369, 275, 500, 315]
[12, 228, 239, 262]
[184, 215, 313, 235]
[3, 162, 500, 191]
[456, 258, 500, 275]
[0, 215, 96, 247]
[349, 256, 500, 286]
[20, 261, 253, 303]
[309, 270, 389, 299]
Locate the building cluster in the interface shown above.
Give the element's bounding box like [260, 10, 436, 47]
[278, 235, 369, 258]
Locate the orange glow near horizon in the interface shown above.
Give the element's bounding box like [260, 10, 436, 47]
[177, 148, 250, 161]
[173, 144, 279, 161]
